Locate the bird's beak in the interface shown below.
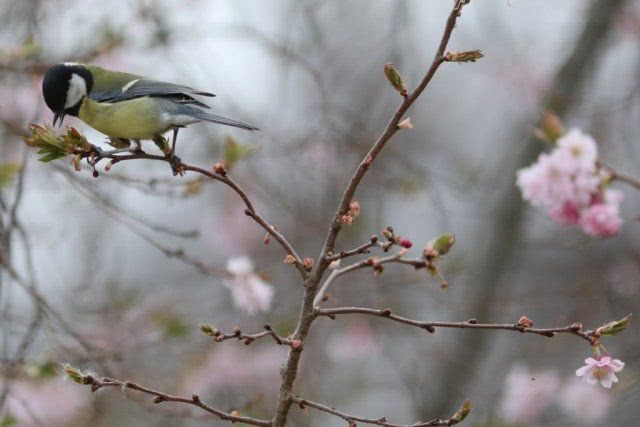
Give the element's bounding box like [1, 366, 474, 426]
[53, 112, 65, 127]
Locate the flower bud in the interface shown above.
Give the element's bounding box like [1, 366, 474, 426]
[383, 63, 408, 96]
[340, 214, 354, 225]
[284, 254, 296, 264]
[291, 339, 302, 349]
[534, 110, 565, 143]
[424, 233, 455, 259]
[303, 257, 314, 271]
[451, 400, 472, 423]
[517, 316, 534, 328]
[398, 238, 413, 249]
[397, 118, 414, 130]
[199, 323, 219, 337]
[348, 201, 360, 217]
[382, 226, 395, 241]
[445, 50, 483, 63]
[596, 314, 631, 337]
[328, 259, 341, 270]
[63, 364, 89, 384]
[213, 162, 227, 176]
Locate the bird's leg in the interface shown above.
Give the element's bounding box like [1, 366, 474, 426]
[171, 127, 179, 154]
[153, 134, 183, 176]
[97, 138, 145, 156]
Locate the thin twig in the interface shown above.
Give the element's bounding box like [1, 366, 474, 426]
[291, 396, 463, 426]
[272, 3, 472, 426]
[207, 324, 296, 347]
[313, 252, 420, 307]
[83, 375, 271, 427]
[316, 306, 596, 344]
[326, 236, 381, 262]
[86, 153, 307, 277]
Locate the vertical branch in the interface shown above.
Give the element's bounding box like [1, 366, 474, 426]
[272, 2, 471, 426]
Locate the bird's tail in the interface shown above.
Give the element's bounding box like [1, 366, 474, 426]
[190, 110, 259, 131]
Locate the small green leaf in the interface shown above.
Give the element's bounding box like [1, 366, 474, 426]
[0, 163, 19, 188]
[223, 135, 259, 170]
[1, 415, 18, 427]
[154, 313, 189, 339]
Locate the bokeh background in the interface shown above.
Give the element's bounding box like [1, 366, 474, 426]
[1, 0, 639, 426]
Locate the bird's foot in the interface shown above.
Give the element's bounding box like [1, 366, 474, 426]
[168, 153, 184, 176]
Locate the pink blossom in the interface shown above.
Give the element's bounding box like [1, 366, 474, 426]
[579, 203, 622, 237]
[179, 346, 282, 396]
[6, 379, 89, 426]
[556, 129, 598, 172]
[498, 365, 561, 424]
[576, 356, 624, 388]
[516, 128, 625, 237]
[550, 201, 581, 225]
[328, 320, 379, 361]
[224, 256, 274, 315]
[560, 378, 612, 424]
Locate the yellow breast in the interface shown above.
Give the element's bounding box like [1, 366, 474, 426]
[78, 97, 170, 140]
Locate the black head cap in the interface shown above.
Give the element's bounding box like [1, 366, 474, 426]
[42, 63, 93, 121]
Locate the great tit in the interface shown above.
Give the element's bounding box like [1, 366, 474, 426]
[41, 62, 258, 157]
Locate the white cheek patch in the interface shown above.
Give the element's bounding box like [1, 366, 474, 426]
[64, 73, 87, 109]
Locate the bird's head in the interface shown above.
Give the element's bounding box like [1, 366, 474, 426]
[42, 63, 93, 126]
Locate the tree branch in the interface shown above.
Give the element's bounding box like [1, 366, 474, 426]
[272, 2, 472, 426]
[291, 396, 466, 426]
[80, 152, 307, 278]
[203, 323, 297, 347]
[78, 374, 271, 426]
[313, 252, 425, 307]
[316, 306, 596, 344]
[313, 0, 469, 273]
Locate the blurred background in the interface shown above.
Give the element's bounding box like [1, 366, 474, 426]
[1, 0, 639, 426]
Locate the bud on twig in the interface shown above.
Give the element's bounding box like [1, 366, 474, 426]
[424, 234, 455, 259]
[63, 364, 90, 384]
[382, 226, 395, 242]
[596, 314, 631, 337]
[383, 63, 408, 96]
[213, 162, 227, 176]
[397, 118, 414, 130]
[303, 257, 314, 271]
[284, 254, 296, 264]
[445, 50, 483, 63]
[340, 214, 354, 225]
[517, 316, 534, 328]
[348, 201, 360, 217]
[451, 399, 472, 423]
[199, 323, 219, 337]
[398, 238, 413, 249]
[533, 110, 565, 143]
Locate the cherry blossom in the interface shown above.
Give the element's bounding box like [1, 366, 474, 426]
[517, 129, 623, 237]
[576, 356, 624, 388]
[498, 365, 561, 424]
[224, 256, 274, 315]
[560, 378, 612, 424]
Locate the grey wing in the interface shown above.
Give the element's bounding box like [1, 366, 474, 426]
[90, 79, 215, 109]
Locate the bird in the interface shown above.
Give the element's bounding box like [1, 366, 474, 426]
[41, 62, 258, 171]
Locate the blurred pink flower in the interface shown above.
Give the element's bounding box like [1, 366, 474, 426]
[498, 365, 561, 424]
[560, 378, 612, 424]
[179, 345, 282, 396]
[576, 356, 624, 388]
[579, 202, 622, 237]
[328, 320, 378, 361]
[556, 129, 597, 171]
[224, 256, 274, 315]
[6, 378, 89, 426]
[516, 129, 623, 237]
